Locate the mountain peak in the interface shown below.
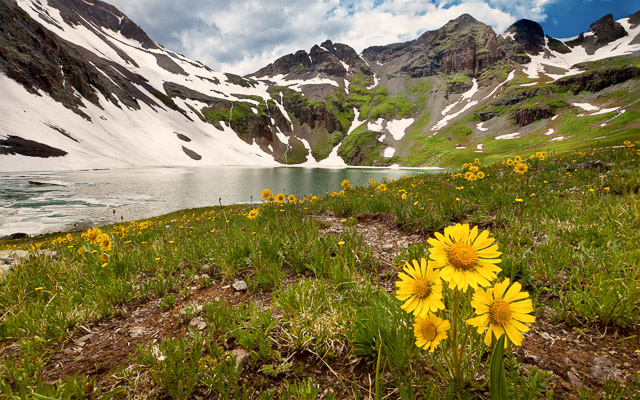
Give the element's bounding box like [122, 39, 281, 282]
[505, 19, 545, 55]
[588, 13, 627, 47]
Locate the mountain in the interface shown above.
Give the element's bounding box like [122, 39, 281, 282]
[1, 1, 639, 171]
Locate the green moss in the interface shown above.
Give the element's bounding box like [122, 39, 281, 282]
[547, 36, 571, 54]
[338, 126, 384, 165]
[284, 138, 308, 164]
[203, 107, 228, 124]
[154, 92, 178, 110]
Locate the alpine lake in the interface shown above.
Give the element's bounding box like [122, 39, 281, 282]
[0, 166, 443, 237]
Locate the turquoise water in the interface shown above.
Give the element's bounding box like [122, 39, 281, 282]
[0, 166, 443, 236]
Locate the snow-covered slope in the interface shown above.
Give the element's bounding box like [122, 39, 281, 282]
[0, 0, 294, 171]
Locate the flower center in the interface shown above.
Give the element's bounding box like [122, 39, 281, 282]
[489, 300, 512, 324]
[413, 278, 432, 298]
[422, 322, 437, 341]
[447, 243, 478, 270]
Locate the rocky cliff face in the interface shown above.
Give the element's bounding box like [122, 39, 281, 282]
[254, 40, 371, 79]
[362, 14, 511, 79]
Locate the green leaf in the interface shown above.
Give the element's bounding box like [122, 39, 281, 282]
[490, 335, 508, 400]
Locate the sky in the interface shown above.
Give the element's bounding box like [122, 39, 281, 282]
[106, 0, 638, 75]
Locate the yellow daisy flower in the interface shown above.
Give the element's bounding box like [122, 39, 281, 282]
[467, 278, 535, 346]
[514, 163, 528, 174]
[514, 156, 522, 163]
[427, 224, 502, 292]
[247, 209, 259, 220]
[287, 194, 298, 204]
[275, 193, 286, 204]
[84, 227, 102, 244]
[414, 314, 451, 352]
[260, 188, 273, 201]
[396, 258, 445, 317]
[506, 158, 514, 166]
[341, 179, 351, 189]
[377, 183, 388, 192]
[98, 234, 112, 252]
[477, 171, 486, 179]
[469, 165, 479, 172]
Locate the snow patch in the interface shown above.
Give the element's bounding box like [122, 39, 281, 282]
[495, 132, 521, 140]
[551, 136, 565, 142]
[347, 109, 362, 135]
[477, 144, 484, 150]
[590, 107, 619, 116]
[383, 147, 396, 157]
[476, 122, 488, 132]
[386, 118, 414, 141]
[544, 128, 555, 136]
[573, 103, 599, 111]
[368, 118, 384, 132]
[483, 70, 515, 100]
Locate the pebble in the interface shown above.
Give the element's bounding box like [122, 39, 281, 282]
[590, 356, 623, 383]
[231, 348, 250, 370]
[567, 370, 584, 389]
[232, 280, 248, 291]
[129, 326, 146, 339]
[189, 317, 207, 331]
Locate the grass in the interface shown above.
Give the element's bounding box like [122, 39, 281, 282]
[1, 143, 640, 398]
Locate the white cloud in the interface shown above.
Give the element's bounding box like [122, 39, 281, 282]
[106, 0, 556, 75]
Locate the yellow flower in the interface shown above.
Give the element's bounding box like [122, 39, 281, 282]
[341, 179, 351, 189]
[464, 171, 473, 180]
[514, 163, 528, 174]
[396, 258, 445, 317]
[427, 224, 502, 292]
[515, 198, 523, 202]
[338, 241, 345, 246]
[84, 227, 102, 244]
[467, 279, 535, 346]
[469, 165, 479, 172]
[468, 174, 478, 181]
[414, 314, 451, 352]
[275, 193, 286, 204]
[98, 234, 112, 251]
[377, 183, 387, 192]
[78, 247, 85, 255]
[66, 233, 73, 242]
[506, 158, 514, 166]
[100, 253, 109, 262]
[260, 188, 273, 201]
[287, 194, 298, 204]
[514, 156, 522, 163]
[247, 209, 259, 220]
[477, 171, 486, 179]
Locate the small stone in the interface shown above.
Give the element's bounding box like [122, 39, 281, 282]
[540, 332, 553, 341]
[590, 356, 623, 383]
[77, 333, 95, 343]
[194, 275, 200, 281]
[524, 354, 542, 366]
[567, 371, 584, 389]
[200, 274, 210, 280]
[129, 326, 145, 339]
[381, 244, 394, 251]
[189, 317, 207, 331]
[232, 280, 247, 291]
[231, 348, 250, 370]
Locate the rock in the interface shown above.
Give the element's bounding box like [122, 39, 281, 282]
[555, 67, 640, 94]
[590, 356, 623, 383]
[0, 249, 56, 277]
[129, 326, 146, 339]
[231, 348, 250, 370]
[539, 332, 553, 341]
[232, 280, 248, 291]
[568, 160, 613, 171]
[189, 317, 207, 331]
[589, 14, 628, 48]
[567, 371, 584, 389]
[382, 244, 394, 251]
[524, 354, 543, 366]
[512, 106, 553, 126]
[1, 232, 29, 239]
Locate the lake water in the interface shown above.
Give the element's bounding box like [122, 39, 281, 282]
[0, 166, 442, 237]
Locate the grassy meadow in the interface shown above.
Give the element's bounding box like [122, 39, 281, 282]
[1, 141, 640, 399]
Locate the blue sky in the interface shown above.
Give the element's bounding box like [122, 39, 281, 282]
[107, 0, 638, 74]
